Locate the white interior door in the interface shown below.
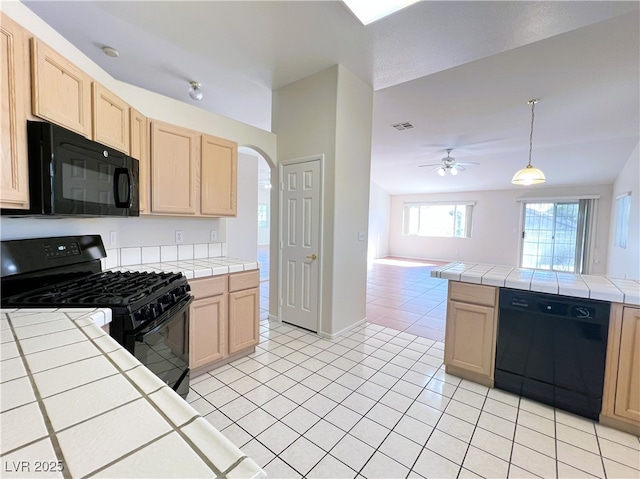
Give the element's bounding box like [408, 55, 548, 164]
[280, 158, 321, 332]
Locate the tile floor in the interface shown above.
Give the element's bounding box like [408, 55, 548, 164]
[187, 261, 640, 479]
[259, 254, 450, 341]
[366, 258, 450, 341]
[226, 258, 640, 479]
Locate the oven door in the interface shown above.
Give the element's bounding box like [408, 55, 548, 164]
[126, 296, 193, 398]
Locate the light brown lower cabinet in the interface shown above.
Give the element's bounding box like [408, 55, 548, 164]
[229, 270, 260, 354]
[601, 304, 640, 435]
[189, 276, 227, 370]
[188, 271, 259, 375]
[444, 281, 498, 387]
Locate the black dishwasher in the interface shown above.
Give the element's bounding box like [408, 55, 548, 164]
[495, 288, 610, 420]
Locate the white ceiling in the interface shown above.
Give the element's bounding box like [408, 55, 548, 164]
[23, 1, 640, 195]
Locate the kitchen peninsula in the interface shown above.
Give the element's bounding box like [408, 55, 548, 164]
[1, 307, 265, 478]
[1, 250, 264, 478]
[432, 262, 640, 436]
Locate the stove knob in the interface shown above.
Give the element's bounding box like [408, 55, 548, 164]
[150, 303, 162, 318]
[140, 306, 149, 321]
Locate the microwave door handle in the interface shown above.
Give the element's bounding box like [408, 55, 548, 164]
[113, 168, 132, 208]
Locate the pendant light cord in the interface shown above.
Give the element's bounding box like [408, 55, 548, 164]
[528, 99, 537, 167]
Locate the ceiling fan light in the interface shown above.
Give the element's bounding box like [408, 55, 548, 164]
[511, 164, 546, 185]
[437, 167, 446, 176]
[450, 167, 458, 176]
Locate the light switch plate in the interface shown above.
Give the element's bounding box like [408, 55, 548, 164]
[210, 230, 217, 242]
[109, 231, 118, 246]
[175, 230, 184, 244]
[358, 231, 365, 241]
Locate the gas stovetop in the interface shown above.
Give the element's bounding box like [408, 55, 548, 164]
[1, 235, 193, 397]
[3, 270, 190, 328]
[1, 235, 192, 335]
[4, 270, 186, 307]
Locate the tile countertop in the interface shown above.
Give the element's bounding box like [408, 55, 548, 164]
[0, 308, 265, 479]
[431, 262, 640, 305]
[109, 256, 260, 279]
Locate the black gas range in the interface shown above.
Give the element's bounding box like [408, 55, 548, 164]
[1, 235, 193, 397]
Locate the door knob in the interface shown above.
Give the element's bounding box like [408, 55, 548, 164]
[306, 254, 318, 261]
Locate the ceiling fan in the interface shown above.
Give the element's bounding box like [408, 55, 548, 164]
[419, 149, 479, 176]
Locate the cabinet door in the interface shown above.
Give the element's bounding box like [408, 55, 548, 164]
[614, 307, 640, 423]
[91, 82, 129, 152]
[130, 108, 148, 213]
[228, 287, 259, 354]
[201, 134, 237, 216]
[31, 38, 91, 137]
[0, 13, 29, 209]
[445, 300, 496, 378]
[189, 295, 227, 370]
[150, 121, 198, 214]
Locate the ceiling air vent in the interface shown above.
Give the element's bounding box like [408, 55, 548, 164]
[391, 122, 415, 131]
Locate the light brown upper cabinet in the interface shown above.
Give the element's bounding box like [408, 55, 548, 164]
[31, 38, 91, 138]
[201, 134, 237, 216]
[0, 13, 30, 209]
[91, 82, 129, 153]
[130, 108, 149, 213]
[150, 120, 199, 215]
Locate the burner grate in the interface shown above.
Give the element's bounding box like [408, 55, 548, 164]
[3, 270, 185, 308]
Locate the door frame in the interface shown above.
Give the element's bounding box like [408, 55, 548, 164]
[277, 154, 325, 333]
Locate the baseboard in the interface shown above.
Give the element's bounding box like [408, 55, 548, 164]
[319, 317, 366, 340]
[267, 314, 280, 322]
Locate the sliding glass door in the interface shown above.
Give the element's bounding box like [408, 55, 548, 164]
[521, 200, 590, 273]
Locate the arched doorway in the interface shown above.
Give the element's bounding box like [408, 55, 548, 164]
[236, 146, 276, 323]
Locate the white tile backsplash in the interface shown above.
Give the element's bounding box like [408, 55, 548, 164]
[178, 244, 194, 260]
[141, 246, 161, 263]
[209, 243, 222, 257]
[194, 243, 209, 259]
[102, 242, 227, 268]
[160, 245, 178, 262]
[120, 247, 142, 266]
[105, 249, 120, 269]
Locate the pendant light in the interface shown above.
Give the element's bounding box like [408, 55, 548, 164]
[512, 99, 546, 185]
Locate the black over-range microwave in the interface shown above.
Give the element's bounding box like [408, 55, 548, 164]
[2, 121, 139, 217]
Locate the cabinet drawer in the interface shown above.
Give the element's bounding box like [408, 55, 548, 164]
[229, 270, 259, 292]
[449, 281, 496, 307]
[189, 275, 227, 300]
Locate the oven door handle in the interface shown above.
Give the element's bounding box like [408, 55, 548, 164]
[136, 295, 193, 340]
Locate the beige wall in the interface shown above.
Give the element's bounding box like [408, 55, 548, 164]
[607, 143, 640, 279]
[332, 65, 373, 334]
[368, 181, 391, 262]
[273, 65, 373, 336]
[389, 184, 613, 274]
[226, 153, 258, 260]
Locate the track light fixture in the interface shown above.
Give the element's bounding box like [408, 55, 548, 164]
[188, 81, 203, 101]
